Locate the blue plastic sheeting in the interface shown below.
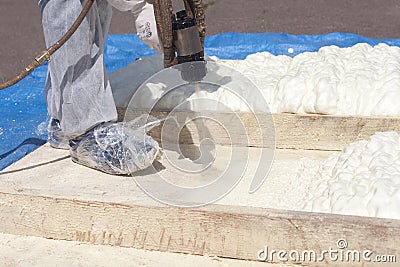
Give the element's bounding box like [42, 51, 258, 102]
[205, 32, 400, 59]
[1, 32, 400, 170]
[0, 65, 48, 170]
[105, 34, 157, 73]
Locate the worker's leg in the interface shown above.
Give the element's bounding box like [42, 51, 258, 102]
[38, 0, 159, 174]
[39, 0, 117, 139]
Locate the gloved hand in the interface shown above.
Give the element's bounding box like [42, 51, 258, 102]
[134, 2, 163, 53]
[106, 0, 162, 54]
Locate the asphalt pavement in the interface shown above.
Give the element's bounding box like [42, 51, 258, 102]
[1, 0, 400, 80]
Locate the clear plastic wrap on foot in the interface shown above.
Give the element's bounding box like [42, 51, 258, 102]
[69, 115, 161, 175]
[47, 118, 70, 150]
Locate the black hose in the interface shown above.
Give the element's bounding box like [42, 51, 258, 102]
[0, 0, 95, 90]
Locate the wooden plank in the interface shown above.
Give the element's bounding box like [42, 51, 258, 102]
[119, 109, 400, 151]
[0, 192, 398, 266]
[0, 145, 399, 266]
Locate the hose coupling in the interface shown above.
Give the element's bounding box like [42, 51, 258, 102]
[35, 50, 51, 64]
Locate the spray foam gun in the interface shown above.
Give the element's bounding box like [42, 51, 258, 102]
[153, 0, 207, 83]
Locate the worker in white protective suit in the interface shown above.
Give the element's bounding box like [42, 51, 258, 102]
[38, 0, 162, 174]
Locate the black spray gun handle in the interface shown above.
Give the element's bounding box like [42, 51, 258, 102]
[172, 9, 206, 82]
[172, 10, 204, 64]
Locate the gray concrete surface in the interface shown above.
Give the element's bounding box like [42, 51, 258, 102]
[1, 0, 400, 80]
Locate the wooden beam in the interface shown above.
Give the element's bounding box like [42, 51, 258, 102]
[119, 109, 400, 151]
[0, 192, 398, 266]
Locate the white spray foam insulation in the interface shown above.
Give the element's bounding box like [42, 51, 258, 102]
[303, 131, 400, 219]
[209, 43, 400, 115]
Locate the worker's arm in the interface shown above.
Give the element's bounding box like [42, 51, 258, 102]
[107, 0, 162, 53]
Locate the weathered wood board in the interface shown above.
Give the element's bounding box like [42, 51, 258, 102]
[119, 109, 400, 151]
[0, 144, 398, 266]
[1, 192, 398, 266]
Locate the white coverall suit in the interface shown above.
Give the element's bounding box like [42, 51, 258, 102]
[38, 0, 160, 138]
[37, 0, 162, 174]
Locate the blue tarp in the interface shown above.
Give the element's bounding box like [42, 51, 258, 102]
[1, 32, 400, 170]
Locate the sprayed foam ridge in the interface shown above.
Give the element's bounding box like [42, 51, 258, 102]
[304, 132, 400, 219]
[207, 43, 400, 115]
